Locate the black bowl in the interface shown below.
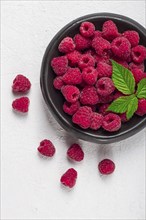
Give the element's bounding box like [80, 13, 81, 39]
[40, 13, 146, 144]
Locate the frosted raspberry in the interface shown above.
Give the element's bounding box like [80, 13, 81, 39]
[92, 37, 111, 56]
[53, 76, 64, 90]
[131, 45, 146, 63]
[135, 98, 146, 116]
[132, 68, 146, 83]
[113, 58, 129, 68]
[82, 67, 98, 85]
[63, 101, 80, 115]
[37, 139, 55, 157]
[98, 159, 115, 175]
[67, 143, 84, 162]
[80, 86, 99, 105]
[72, 106, 92, 129]
[90, 112, 103, 130]
[123, 30, 139, 47]
[12, 97, 30, 113]
[51, 56, 68, 76]
[12, 74, 31, 92]
[129, 62, 144, 72]
[96, 62, 112, 78]
[102, 113, 121, 132]
[58, 37, 75, 53]
[96, 77, 115, 96]
[63, 67, 82, 85]
[60, 168, 77, 188]
[78, 54, 95, 70]
[98, 104, 110, 115]
[80, 21, 95, 37]
[61, 85, 80, 103]
[66, 50, 81, 66]
[102, 20, 119, 41]
[74, 34, 91, 50]
[98, 94, 114, 104]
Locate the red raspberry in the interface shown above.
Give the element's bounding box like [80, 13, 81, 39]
[12, 97, 30, 113]
[131, 45, 146, 63]
[96, 77, 115, 96]
[67, 143, 84, 162]
[98, 94, 114, 104]
[61, 85, 80, 103]
[66, 50, 81, 66]
[58, 37, 75, 53]
[72, 106, 92, 129]
[113, 91, 123, 100]
[131, 68, 146, 83]
[88, 105, 97, 112]
[80, 21, 95, 38]
[111, 36, 131, 60]
[102, 20, 119, 41]
[92, 37, 111, 56]
[63, 101, 80, 115]
[113, 58, 129, 68]
[84, 49, 96, 56]
[63, 67, 82, 85]
[95, 54, 110, 64]
[98, 159, 115, 175]
[102, 113, 121, 132]
[93, 30, 102, 38]
[135, 98, 146, 116]
[74, 34, 91, 50]
[82, 67, 98, 85]
[90, 112, 103, 130]
[123, 30, 139, 47]
[60, 168, 77, 188]
[129, 62, 144, 72]
[51, 56, 68, 76]
[12, 74, 31, 92]
[53, 76, 64, 90]
[119, 113, 129, 123]
[37, 139, 56, 157]
[80, 86, 99, 105]
[78, 54, 95, 70]
[98, 104, 110, 115]
[96, 62, 112, 78]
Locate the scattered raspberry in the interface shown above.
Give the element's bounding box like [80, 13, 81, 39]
[131, 68, 146, 83]
[129, 62, 144, 72]
[92, 37, 111, 56]
[37, 139, 55, 157]
[82, 66, 98, 85]
[98, 104, 110, 115]
[61, 85, 80, 103]
[67, 143, 84, 162]
[119, 113, 129, 123]
[90, 112, 103, 130]
[102, 20, 119, 41]
[102, 113, 121, 132]
[96, 77, 115, 96]
[51, 56, 68, 76]
[78, 54, 95, 70]
[135, 98, 146, 116]
[96, 62, 112, 78]
[66, 50, 81, 66]
[98, 94, 114, 104]
[63, 67, 82, 85]
[74, 34, 91, 50]
[72, 106, 92, 129]
[12, 74, 31, 92]
[60, 168, 77, 188]
[80, 86, 99, 105]
[63, 101, 80, 115]
[131, 45, 146, 63]
[58, 37, 75, 53]
[12, 97, 30, 113]
[98, 159, 115, 175]
[123, 30, 139, 47]
[80, 21, 95, 38]
[113, 58, 129, 68]
[53, 76, 64, 90]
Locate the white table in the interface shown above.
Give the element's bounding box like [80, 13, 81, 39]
[1, 1, 146, 219]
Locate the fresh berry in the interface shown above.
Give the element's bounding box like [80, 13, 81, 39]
[80, 21, 95, 37]
[63, 67, 82, 85]
[102, 113, 121, 132]
[63, 101, 80, 115]
[82, 66, 98, 85]
[58, 37, 75, 53]
[96, 62, 112, 78]
[113, 58, 129, 68]
[131, 45, 146, 63]
[66, 50, 81, 66]
[74, 34, 91, 50]
[131, 68, 146, 83]
[129, 62, 144, 72]
[93, 30, 102, 38]
[53, 76, 64, 90]
[113, 91, 123, 100]
[119, 113, 129, 123]
[78, 54, 95, 70]
[95, 54, 110, 64]
[60, 168, 77, 188]
[102, 20, 119, 41]
[90, 112, 103, 130]
[12, 74, 31, 92]
[61, 85, 80, 103]
[98, 104, 110, 115]
[51, 56, 68, 76]
[98, 94, 114, 104]
[123, 30, 139, 47]
[37, 139, 55, 157]
[135, 98, 146, 116]
[92, 37, 111, 56]
[98, 159, 115, 175]
[12, 97, 30, 113]
[96, 77, 115, 96]
[80, 86, 99, 105]
[67, 143, 84, 162]
[84, 49, 96, 56]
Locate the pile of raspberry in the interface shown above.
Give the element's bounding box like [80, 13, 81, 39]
[54, 21, 146, 131]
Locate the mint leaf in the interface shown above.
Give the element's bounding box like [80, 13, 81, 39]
[111, 60, 135, 95]
[126, 96, 138, 119]
[136, 78, 146, 99]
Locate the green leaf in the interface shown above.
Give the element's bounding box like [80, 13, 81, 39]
[126, 96, 138, 119]
[111, 60, 135, 95]
[136, 78, 146, 99]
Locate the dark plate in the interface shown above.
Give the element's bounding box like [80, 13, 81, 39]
[40, 13, 146, 144]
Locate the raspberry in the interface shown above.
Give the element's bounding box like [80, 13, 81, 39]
[80, 86, 99, 105]
[131, 68, 146, 83]
[61, 85, 80, 103]
[96, 62, 112, 78]
[95, 54, 110, 64]
[51, 56, 68, 76]
[92, 37, 111, 56]
[60, 168, 77, 188]
[58, 37, 75, 53]
[131, 45, 146, 63]
[82, 67, 98, 85]
[119, 113, 129, 123]
[98, 159, 115, 175]
[12, 97, 30, 113]
[84, 49, 96, 56]
[63, 101, 80, 115]
[96, 77, 115, 96]
[123, 30, 139, 47]
[102, 113, 121, 132]
[98, 104, 110, 115]
[80, 21, 95, 37]
[53, 76, 64, 90]
[74, 34, 91, 50]
[94, 30, 102, 38]
[102, 20, 119, 41]
[63, 67, 82, 85]
[88, 105, 97, 112]
[72, 106, 92, 129]
[67, 143, 84, 162]
[66, 50, 81, 66]
[98, 94, 114, 104]
[12, 74, 31, 92]
[90, 112, 103, 130]
[37, 139, 55, 157]
[129, 62, 144, 72]
[113, 58, 129, 68]
[111, 36, 131, 60]
[135, 98, 146, 116]
[113, 91, 123, 100]
[78, 54, 95, 70]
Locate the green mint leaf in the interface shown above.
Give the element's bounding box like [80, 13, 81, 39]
[136, 78, 146, 99]
[126, 96, 138, 119]
[111, 60, 135, 95]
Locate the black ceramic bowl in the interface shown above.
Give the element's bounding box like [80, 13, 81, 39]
[40, 13, 146, 144]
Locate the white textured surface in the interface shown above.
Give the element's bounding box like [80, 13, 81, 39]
[1, 1, 146, 219]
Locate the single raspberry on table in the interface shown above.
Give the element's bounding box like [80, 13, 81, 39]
[96, 77, 115, 96]
[12, 97, 30, 113]
[58, 37, 75, 53]
[102, 113, 121, 132]
[82, 66, 98, 85]
[63, 67, 82, 85]
[67, 143, 84, 162]
[131, 45, 146, 63]
[90, 112, 103, 130]
[96, 62, 112, 78]
[74, 34, 91, 51]
[102, 20, 119, 41]
[12, 74, 31, 92]
[60, 168, 77, 188]
[80, 21, 95, 38]
[131, 68, 146, 83]
[51, 56, 68, 76]
[80, 86, 99, 105]
[135, 98, 146, 116]
[66, 50, 81, 66]
[129, 62, 144, 72]
[123, 30, 139, 47]
[98, 159, 115, 175]
[78, 54, 95, 70]
[61, 85, 80, 103]
[53, 76, 64, 90]
[92, 36, 111, 56]
[37, 139, 56, 157]
[63, 101, 80, 115]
